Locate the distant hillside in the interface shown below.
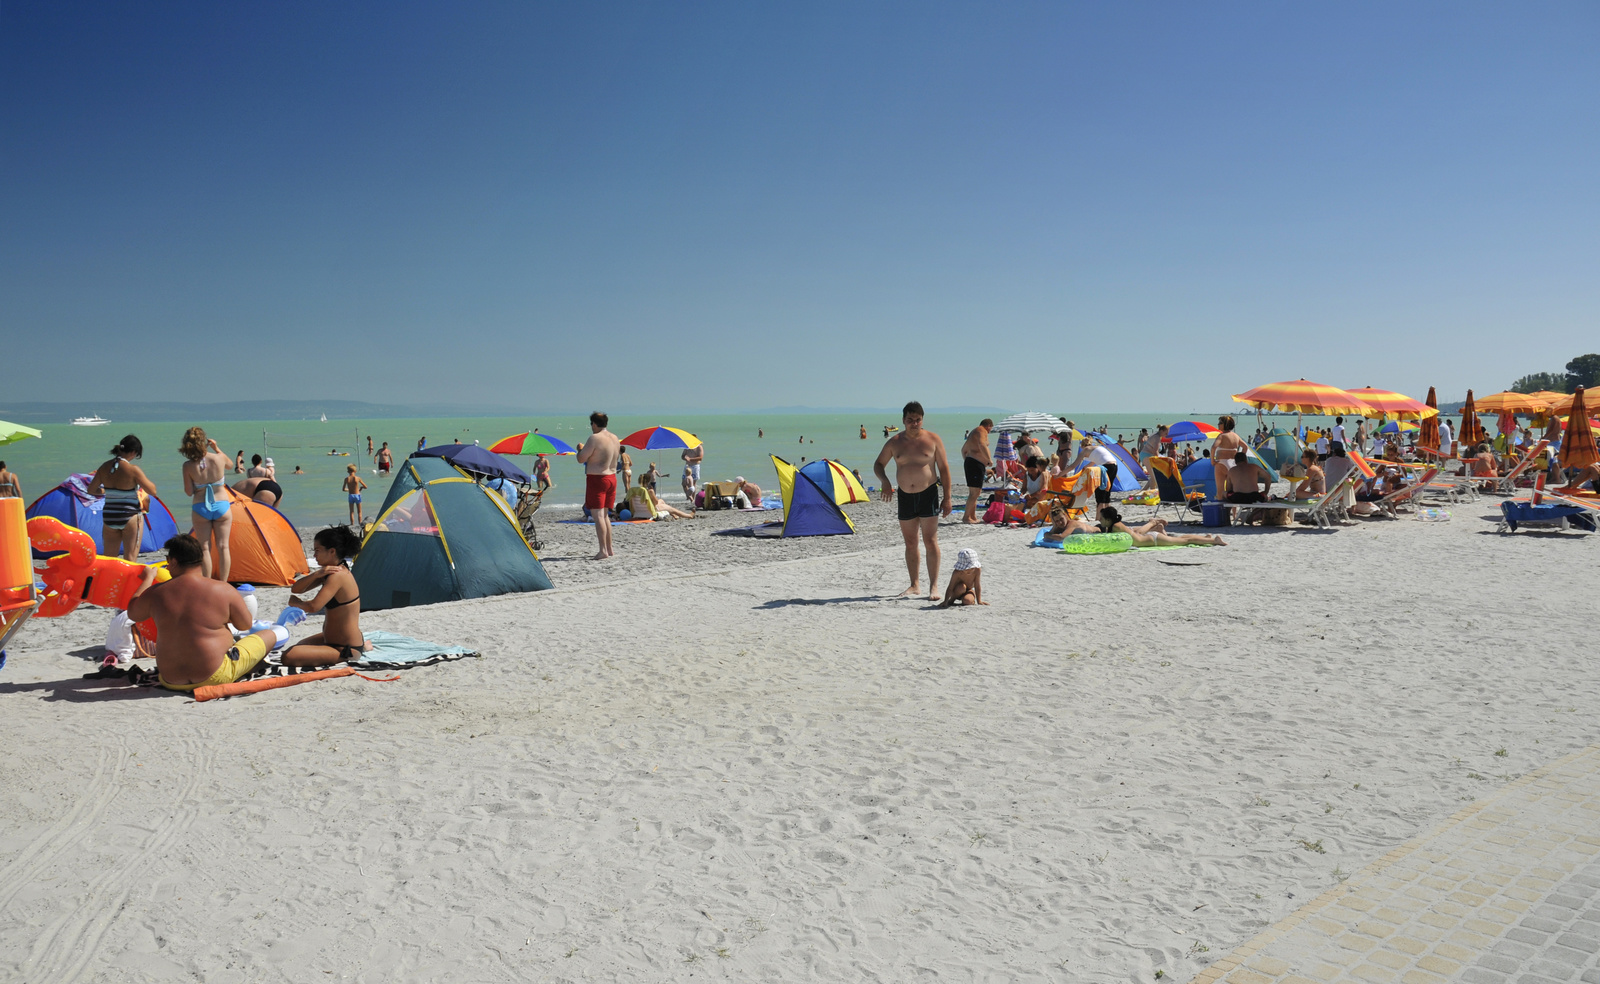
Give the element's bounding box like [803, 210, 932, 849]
[0, 400, 523, 424]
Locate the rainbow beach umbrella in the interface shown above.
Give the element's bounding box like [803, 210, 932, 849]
[619, 426, 703, 451]
[1379, 420, 1420, 435]
[488, 432, 576, 456]
[1165, 420, 1219, 443]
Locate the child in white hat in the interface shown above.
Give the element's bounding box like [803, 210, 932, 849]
[938, 548, 985, 608]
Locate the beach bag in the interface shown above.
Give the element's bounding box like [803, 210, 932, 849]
[983, 502, 1005, 524]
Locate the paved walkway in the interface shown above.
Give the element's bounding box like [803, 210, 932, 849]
[1192, 746, 1600, 984]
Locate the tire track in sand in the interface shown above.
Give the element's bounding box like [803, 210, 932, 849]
[0, 741, 128, 917]
[20, 736, 213, 983]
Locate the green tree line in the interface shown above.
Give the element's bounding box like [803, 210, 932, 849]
[1510, 353, 1600, 394]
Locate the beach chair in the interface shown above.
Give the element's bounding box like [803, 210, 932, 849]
[1492, 441, 1548, 496]
[1147, 456, 1201, 524]
[1363, 468, 1439, 519]
[513, 484, 545, 551]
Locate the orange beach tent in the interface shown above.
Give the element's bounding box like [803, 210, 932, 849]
[202, 487, 310, 586]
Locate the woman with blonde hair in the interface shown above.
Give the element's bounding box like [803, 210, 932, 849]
[180, 427, 235, 581]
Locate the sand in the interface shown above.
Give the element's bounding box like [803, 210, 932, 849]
[3, 492, 1598, 982]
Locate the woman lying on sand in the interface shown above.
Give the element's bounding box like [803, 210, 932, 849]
[1040, 501, 1096, 543]
[1092, 506, 1227, 547]
[281, 527, 370, 667]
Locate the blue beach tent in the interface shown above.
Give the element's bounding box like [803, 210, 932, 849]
[773, 455, 854, 536]
[25, 473, 179, 558]
[1084, 435, 1146, 492]
[355, 456, 553, 610]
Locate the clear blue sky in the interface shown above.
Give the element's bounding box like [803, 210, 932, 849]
[3, 3, 1596, 412]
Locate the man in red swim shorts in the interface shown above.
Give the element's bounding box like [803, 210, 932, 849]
[575, 411, 621, 560]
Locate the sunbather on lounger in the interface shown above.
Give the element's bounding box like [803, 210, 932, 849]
[1557, 463, 1600, 494]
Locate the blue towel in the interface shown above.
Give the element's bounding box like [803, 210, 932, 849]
[355, 631, 480, 668]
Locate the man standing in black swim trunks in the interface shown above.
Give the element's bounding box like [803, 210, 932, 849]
[873, 401, 953, 599]
[958, 418, 993, 524]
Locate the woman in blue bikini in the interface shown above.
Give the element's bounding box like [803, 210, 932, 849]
[87, 435, 159, 560]
[180, 427, 235, 581]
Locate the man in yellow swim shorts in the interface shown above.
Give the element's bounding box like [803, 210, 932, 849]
[128, 534, 286, 691]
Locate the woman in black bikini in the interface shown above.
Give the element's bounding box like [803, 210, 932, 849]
[281, 527, 369, 667]
[87, 435, 159, 561]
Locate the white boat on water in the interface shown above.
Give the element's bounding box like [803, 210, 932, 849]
[71, 415, 111, 426]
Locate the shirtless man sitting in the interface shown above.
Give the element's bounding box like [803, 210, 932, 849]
[958, 419, 993, 524]
[873, 401, 952, 599]
[575, 411, 621, 560]
[1222, 449, 1271, 504]
[127, 534, 286, 691]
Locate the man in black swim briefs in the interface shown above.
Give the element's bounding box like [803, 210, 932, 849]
[957, 418, 994, 524]
[873, 401, 953, 600]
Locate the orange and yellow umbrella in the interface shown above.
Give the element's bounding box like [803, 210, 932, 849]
[1458, 390, 1487, 446]
[1472, 391, 1554, 415]
[1559, 387, 1598, 472]
[1418, 386, 1440, 452]
[1344, 387, 1439, 420]
[1231, 379, 1373, 415]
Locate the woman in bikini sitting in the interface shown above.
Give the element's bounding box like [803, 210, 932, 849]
[1088, 505, 1227, 546]
[87, 435, 160, 560]
[181, 427, 235, 580]
[281, 526, 370, 667]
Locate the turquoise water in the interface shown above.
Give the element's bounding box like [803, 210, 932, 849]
[1, 410, 1325, 528]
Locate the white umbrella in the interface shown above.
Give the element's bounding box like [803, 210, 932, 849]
[993, 412, 1068, 435]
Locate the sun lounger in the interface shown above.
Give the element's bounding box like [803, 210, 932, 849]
[1493, 440, 1549, 495]
[1225, 469, 1358, 529]
[1496, 499, 1597, 534]
[1362, 468, 1440, 519]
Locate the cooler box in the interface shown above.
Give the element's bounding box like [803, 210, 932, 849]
[1201, 502, 1231, 528]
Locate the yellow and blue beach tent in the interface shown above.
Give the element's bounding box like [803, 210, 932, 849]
[772, 456, 855, 536]
[356, 456, 552, 609]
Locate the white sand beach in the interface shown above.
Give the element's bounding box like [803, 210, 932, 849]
[3, 499, 1598, 982]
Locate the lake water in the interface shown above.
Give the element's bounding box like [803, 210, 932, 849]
[3, 410, 1346, 528]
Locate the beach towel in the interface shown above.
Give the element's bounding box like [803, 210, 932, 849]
[261, 631, 480, 671]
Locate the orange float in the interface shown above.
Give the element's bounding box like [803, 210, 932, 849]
[26, 516, 170, 620]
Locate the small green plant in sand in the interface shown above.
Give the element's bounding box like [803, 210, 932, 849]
[1185, 940, 1210, 957]
[1352, 783, 1361, 789]
[684, 953, 701, 964]
[1467, 772, 1485, 781]
[1252, 796, 1270, 808]
[1323, 802, 1333, 814]
[1333, 865, 1348, 882]
[716, 947, 731, 959]
[969, 832, 986, 846]
[1495, 748, 1507, 757]
[1298, 839, 1325, 854]
[1155, 971, 1165, 979]
[1252, 893, 1263, 900]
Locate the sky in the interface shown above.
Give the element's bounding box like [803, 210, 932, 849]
[3, 2, 1597, 413]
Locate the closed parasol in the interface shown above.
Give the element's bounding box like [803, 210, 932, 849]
[1344, 387, 1439, 420]
[1558, 387, 1598, 472]
[1417, 386, 1440, 452]
[1458, 390, 1487, 446]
